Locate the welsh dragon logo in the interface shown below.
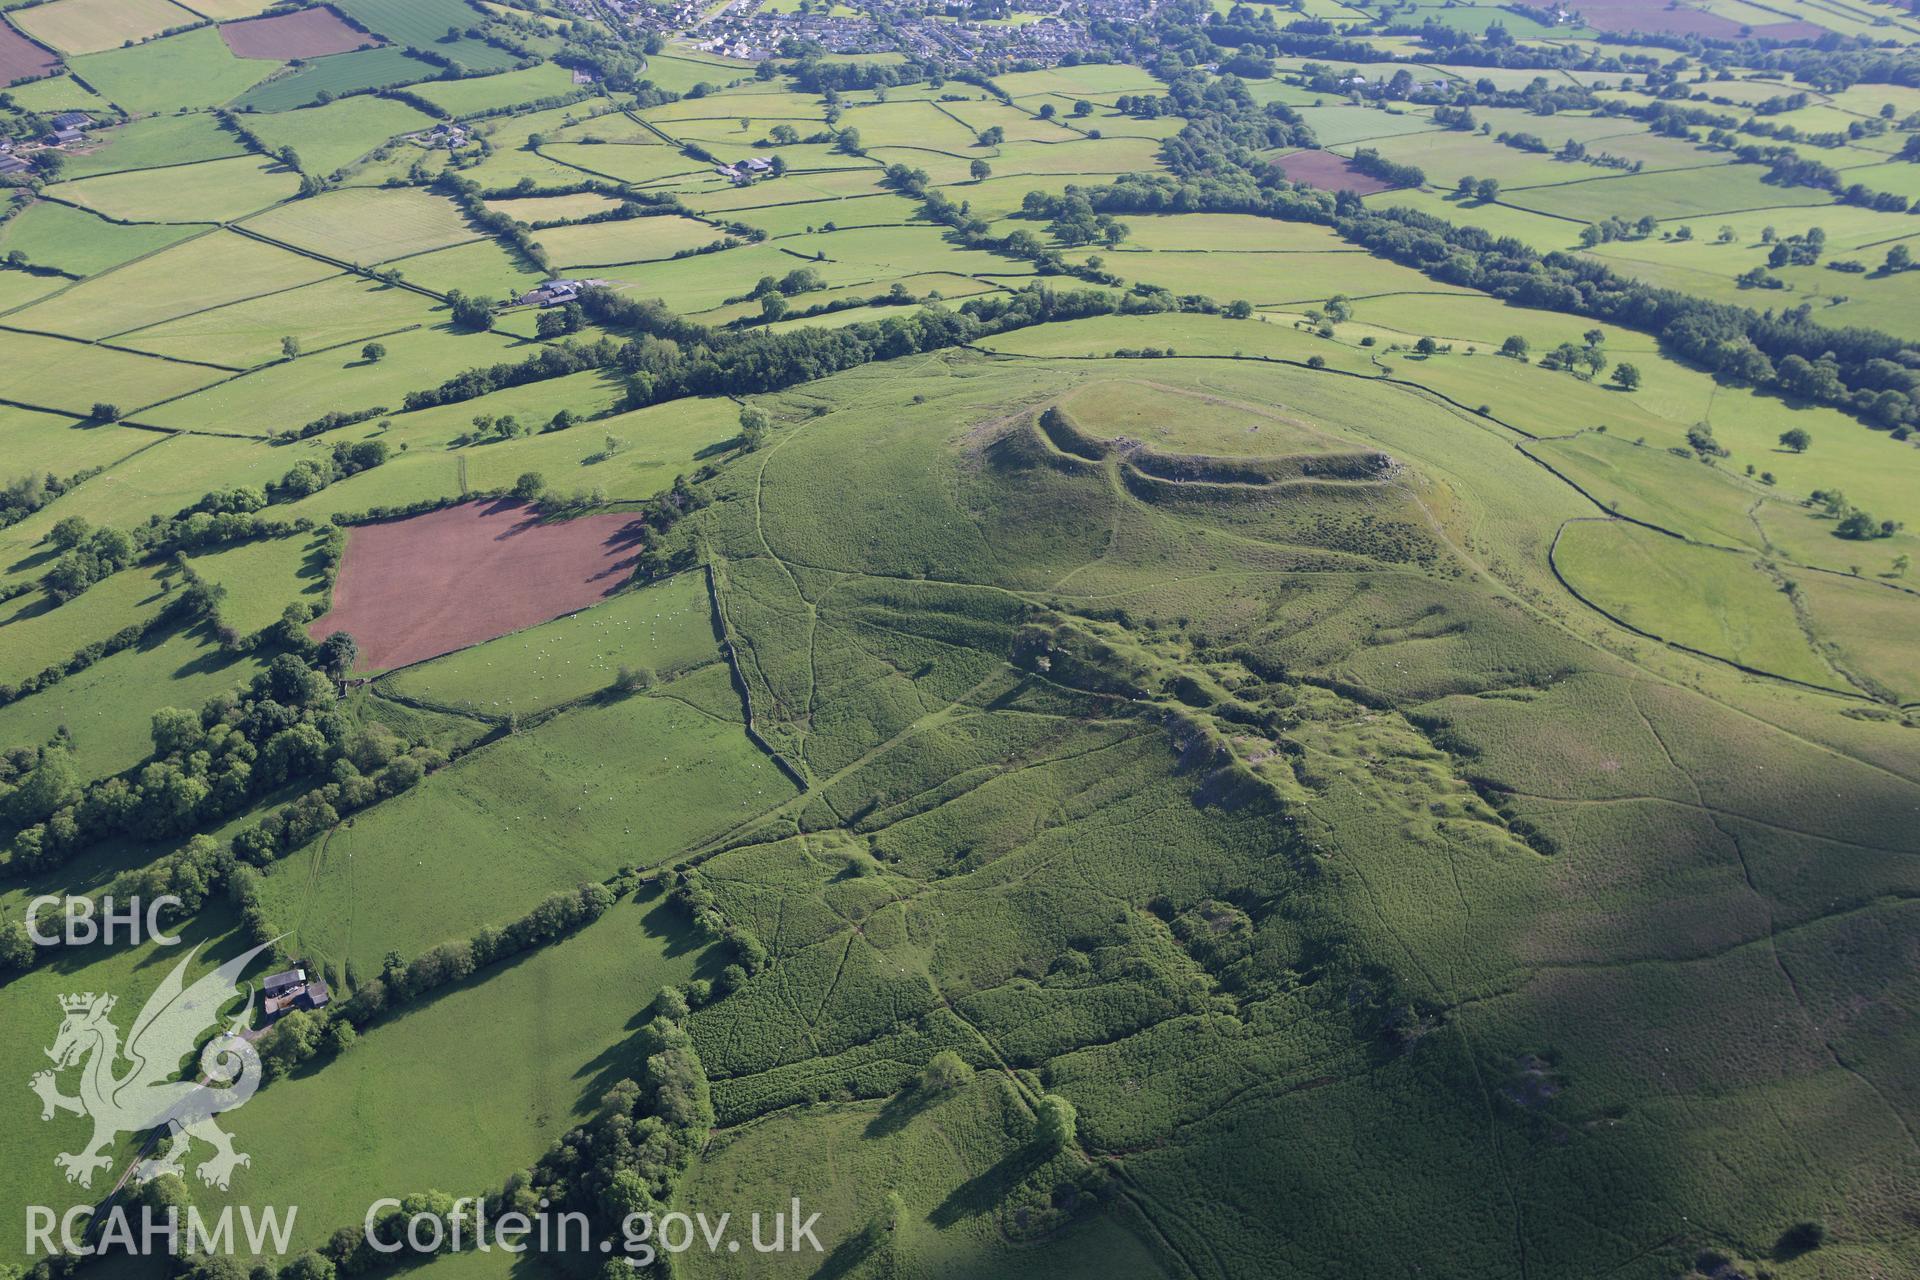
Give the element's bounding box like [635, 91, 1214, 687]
[30, 941, 271, 1191]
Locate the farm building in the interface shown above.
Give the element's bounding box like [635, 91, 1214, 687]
[261, 965, 332, 1018]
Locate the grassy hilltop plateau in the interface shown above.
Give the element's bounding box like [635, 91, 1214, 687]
[2, 0, 1920, 1276]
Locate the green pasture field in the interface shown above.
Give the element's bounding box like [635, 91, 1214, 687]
[482, 190, 627, 222]
[1503, 164, 1838, 221]
[1075, 242, 1475, 306]
[1287, 102, 1437, 147]
[0, 404, 156, 480]
[530, 213, 723, 266]
[716, 189, 920, 237]
[259, 691, 795, 975]
[44, 154, 301, 223]
[271, 390, 738, 522]
[692, 270, 998, 325]
[778, 223, 1034, 283]
[196, 890, 718, 1259]
[994, 63, 1164, 98]
[229, 45, 437, 111]
[976, 134, 1167, 177]
[240, 186, 480, 263]
[1103, 211, 1352, 254]
[240, 95, 440, 179]
[630, 51, 753, 96]
[0, 625, 267, 782]
[70, 27, 276, 112]
[10, 0, 197, 54]
[861, 97, 1030, 151]
[0, 201, 201, 278]
[0, 327, 224, 417]
[1338, 126, 1676, 189]
[138, 323, 523, 435]
[58, 112, 247, 179]
[0, 563, 174, 687]
[0, 434, 283, 587]
[381, 234, 546, 299]
[975, 311, 1376, 373]
[537, 140, 711, 185]
[1368, 186, 1578, 251]
[384, 571, 718, 715]
[1554, 519, 1838, 686]
[183, 530, 332, 635]
[8, 229, 336, 341]
[0, 72, 105, 112]
[115, 273, 436, 368]
[326, 365, 627, 452]
[1792, 570, 1920, 704]
[0, 269, 61, 312]
[677, 165, 887, 211]
[545, 108, 675, 145]
[408, 62, 580, 118]
[542, 240, 869, 313]
[1584, 234, 1920, 337]
[1526, 431, 1770, 551]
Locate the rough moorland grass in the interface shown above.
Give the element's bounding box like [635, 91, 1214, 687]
[8, 228, 335, 340]
[196, 890, 717, 1258]
[681, 1079, 1172, 1279]
[241, 186, 479, 263]
[384, 570, 719, 714]
[1554, 518, 1837, 685]
[239, 95, 439, 179]
[0, 200, 200, 279]
[115, 273, 437, 368]
[10, 0, 196, 55]
[69, 27, 277, 113]
[44, 153, 301, 223]
[259, 690, 795, 975]
[1057, 377, 1357, 457]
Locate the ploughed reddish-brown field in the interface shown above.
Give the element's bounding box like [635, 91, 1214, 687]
[1272, 150, 1399, 194]
[0, 24, 59, 82]
[311, 499, 648, 671]
[219, 8, 379, 59]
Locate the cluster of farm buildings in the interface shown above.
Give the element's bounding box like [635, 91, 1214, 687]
[0, 111, 93, 177]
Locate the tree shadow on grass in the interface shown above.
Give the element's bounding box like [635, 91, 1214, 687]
[928, 1141, 1045, 1229]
